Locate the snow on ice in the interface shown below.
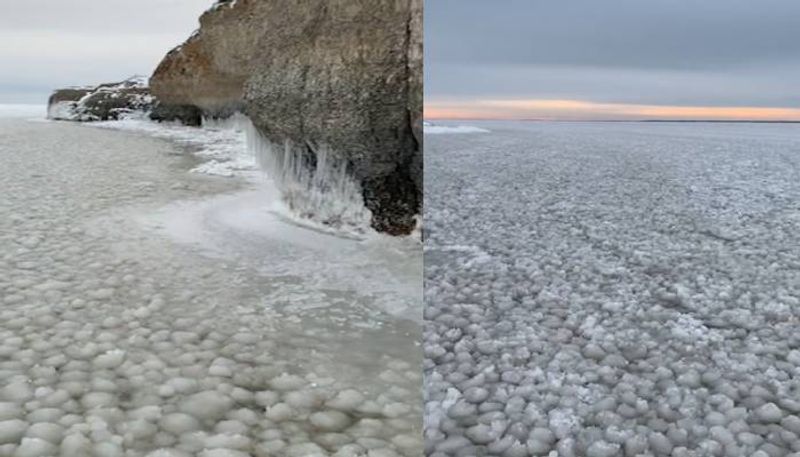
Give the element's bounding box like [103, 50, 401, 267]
[423, 122, 490, 135]
[91, 112, 258, 179]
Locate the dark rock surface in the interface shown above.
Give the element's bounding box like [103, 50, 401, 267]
[47, 77, 154, 122]
[149, 102, 204, 126]
[48, 88, 92, 106]
[150, 0, 423, 234]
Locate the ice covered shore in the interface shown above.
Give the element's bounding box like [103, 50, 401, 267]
[424, 121, 800, 456]
[0, 111, 422, 456]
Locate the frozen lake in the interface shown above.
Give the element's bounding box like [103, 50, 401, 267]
[424, 121, 800, 456]
[0, 111, 422, 457]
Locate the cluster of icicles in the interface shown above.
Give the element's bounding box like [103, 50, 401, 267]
[208, 114, 373, 234]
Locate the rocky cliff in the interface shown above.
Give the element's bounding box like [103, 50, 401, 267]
[151, 0, 423, 235]
[48, 77, 154, 122]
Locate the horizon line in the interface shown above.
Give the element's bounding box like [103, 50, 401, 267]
[425, 99, 800, 123]
[424, 117, 800, 124]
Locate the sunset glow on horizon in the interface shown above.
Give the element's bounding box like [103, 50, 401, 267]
[425, 99, 800, 121]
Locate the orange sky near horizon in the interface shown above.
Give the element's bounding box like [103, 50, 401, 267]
[425, 99, 800, 121]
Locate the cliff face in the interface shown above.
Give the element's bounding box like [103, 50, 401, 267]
[149, 1, 257, 116]
[150, 0, 423, 235]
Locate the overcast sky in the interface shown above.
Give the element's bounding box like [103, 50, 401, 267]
[0, 0, 210, 104]
[426, 0, 800, 120]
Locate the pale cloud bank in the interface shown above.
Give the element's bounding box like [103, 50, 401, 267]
[0, 0, 210, 104]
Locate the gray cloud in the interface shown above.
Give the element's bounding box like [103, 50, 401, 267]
[0, 0, 210, 104]
[425, 0, 800, 110]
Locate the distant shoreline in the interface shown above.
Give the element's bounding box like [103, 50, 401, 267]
[424, 117, 800, 124]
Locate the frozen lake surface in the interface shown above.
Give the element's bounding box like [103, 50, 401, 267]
[424, 121, 800, 456]
[0, 110, 421, 457]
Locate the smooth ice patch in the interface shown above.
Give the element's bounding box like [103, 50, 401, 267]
[0, 104, 47, 119]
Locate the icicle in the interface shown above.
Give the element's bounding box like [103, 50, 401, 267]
[245, 122, 372, 232]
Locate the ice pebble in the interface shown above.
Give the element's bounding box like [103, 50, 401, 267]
[285, 390, 324, 410]
[133, 307, 152, 319]
[755, 403, 784, 423]
[214, 420, 248, 435]
[315, 432, 352, 448]
[93, 441, 124, 457]
[124, 419, 157, 441]
[367, 449, 401, 457]
[787, 350, 800, 365]
[284, 443, 328, 457]
[198, 448, 250, 457]
[648, 432, 673, 455]
[328, 389, 365, 411]
[145, 450, 192, 457]
[586, 440, 621, 457]
[128, 405, 162, 421]
[465, 423, 496, 444]
[227, 409, 258, 426]
[60, 433, 91, 455]
[0, 419, 27, 444]
[25, 422, 63, 444]
[158, 385, 176, 398]
[0, 403, 23, 421]
[463, 387, 489, 404]
[160, 413, 202, 435]
[782, 415, 800, 434]
[265, 403, 294, 422]
[254, 391, 279, 408]
[92, 289, 116, 300]
[81, 392, 116, 409]
[94, 350, 126, 369]
[1, 382, 32, 403]
[208, 358, 236, 378]
[204, 433, 251, 450]
[332, 444, 366, 457]
[382, 403, 411, 418]
[14, 437, 58, 457]
[29, 408, 64, 424]
[166, 378, 198, 395]
[178, 391, 232, 421]
[526, 427, 555, 454]
[310, 411, 351, 432]
[40, 389, 69, 408]
[269, 374, 305, 391]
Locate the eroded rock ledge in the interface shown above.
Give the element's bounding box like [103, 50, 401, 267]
[47, 77, 154, 122]
[150, 0, 423, 235]
[48, 76, 204, 126]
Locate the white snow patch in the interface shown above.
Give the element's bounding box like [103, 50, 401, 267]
[670, 313, 718, 344]
[92, 112, 257, 179]
[424, 124, 490, 134]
